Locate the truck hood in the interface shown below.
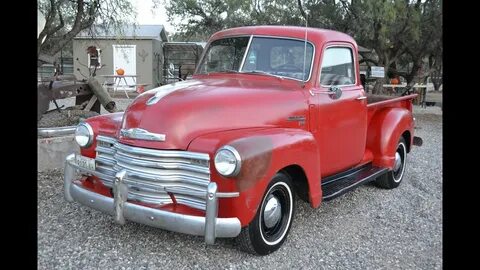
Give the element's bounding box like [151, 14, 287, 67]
[118, 77, 307, 150]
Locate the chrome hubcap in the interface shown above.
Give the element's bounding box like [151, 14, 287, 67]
[263, 195, 282, 228]
[394, 152, 402, 172]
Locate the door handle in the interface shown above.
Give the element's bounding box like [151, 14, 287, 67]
[309, 87, 342, 100]
[309, 90, 334, 96]
[356, 96, 367, 100]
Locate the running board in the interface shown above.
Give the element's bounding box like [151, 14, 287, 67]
[322, 164, 388, 201]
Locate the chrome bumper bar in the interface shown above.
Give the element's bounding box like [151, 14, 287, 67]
[64, 154, 241, 244]
[38, 126, 76, 137]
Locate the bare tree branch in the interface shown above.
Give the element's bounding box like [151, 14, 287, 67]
[297, 0, 308, 24]
[38, 0, 134, 66]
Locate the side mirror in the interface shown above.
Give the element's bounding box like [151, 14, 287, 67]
[329, 86, 342, 99]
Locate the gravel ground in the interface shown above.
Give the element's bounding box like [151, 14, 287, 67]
[38, 106, 442, 269]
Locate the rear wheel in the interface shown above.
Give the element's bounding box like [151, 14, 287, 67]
[236, 172, 295, 255]
[375, 137, 408, 189]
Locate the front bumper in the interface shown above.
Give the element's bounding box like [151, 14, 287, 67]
[64, 154, 241, 244]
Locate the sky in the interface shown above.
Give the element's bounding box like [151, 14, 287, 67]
[132, 0, 175, 34]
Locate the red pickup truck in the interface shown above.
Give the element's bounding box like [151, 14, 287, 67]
[64, 26, 422, 255]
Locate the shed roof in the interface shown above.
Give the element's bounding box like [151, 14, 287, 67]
[358, 45, 372, 53]
[75, 24, 168, 41]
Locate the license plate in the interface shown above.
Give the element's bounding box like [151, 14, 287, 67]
[75, 154, 96, 171]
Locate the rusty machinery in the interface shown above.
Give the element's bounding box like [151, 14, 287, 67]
[38, 74, 117, 121]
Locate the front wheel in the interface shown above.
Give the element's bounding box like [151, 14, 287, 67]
[236, 172, 295, 255]
[375, 137, 408, 189]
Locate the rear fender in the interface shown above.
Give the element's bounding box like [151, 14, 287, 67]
[188, 128, 321, 226]
[366, 107, 414, 169]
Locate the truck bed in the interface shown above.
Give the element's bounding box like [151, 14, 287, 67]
[366, 94, 396, 104]
[366, 93, 417, 129]
[366, 93, 418, 108]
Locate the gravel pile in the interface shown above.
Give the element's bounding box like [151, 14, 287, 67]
[38, 109, 442, 269]
[39, 97, 131, 128]
[46, 97, 132, 115]
[38, 109, 100, 128]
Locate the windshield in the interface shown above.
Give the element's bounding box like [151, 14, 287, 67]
[197, 36, 314, 81]
[197, 37, 250, 74]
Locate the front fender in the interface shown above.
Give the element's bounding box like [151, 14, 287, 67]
[366, 107, 414, 168]
[187, 127, 321, 226]
[80, 112, 124, 158]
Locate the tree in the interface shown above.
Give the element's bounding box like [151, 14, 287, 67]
[161, 0, 248, 41]
[334, 0, 442, 92]
[164, 0, 442, 93]
[38, 0, 136, 66]
[162, 0, 305, 41]
[397, 0, 442, 87]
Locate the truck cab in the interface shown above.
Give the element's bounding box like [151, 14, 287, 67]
[64, 26, 422, 255]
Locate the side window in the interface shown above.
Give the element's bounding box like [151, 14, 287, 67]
[320, 47, 355, 86]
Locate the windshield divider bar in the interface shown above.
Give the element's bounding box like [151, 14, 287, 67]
[238, 35, 253, 71]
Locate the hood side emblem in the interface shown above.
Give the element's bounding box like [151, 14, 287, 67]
[120, 128, 166, 142]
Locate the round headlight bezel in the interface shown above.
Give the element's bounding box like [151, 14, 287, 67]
[214, 145, 242, 177]
[75, 122, 94, 148]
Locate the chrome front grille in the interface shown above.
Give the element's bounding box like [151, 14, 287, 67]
[94, 135, 211, 210]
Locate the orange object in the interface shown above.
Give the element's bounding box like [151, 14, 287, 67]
[116, 68, 125, 75]
[391, 77, 400, 84]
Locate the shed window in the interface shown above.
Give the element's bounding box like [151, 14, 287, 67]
[87, 47, 102, 69]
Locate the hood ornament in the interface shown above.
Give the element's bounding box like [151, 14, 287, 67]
[120, 128, 166, 142]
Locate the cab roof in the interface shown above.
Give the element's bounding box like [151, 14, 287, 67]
[210, 25, 357, 48]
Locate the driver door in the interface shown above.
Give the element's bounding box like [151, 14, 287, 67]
[309, 44, 368, 177]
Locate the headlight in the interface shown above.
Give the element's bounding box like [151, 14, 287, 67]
[75, 122, 94, 147]
[214, 145, 241, 177]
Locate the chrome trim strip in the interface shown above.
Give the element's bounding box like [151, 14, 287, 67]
[217, 192, 240, 198]
[97, 135, 117, 145]
[120, 128, 166, 142]
[111, 168, 210, 187]
[96, 145, 116, 155]
[113, 152, 210, 174]
[38, 126, 76, 137]
[114, 142, 210, 161]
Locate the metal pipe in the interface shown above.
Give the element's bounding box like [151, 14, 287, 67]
[38, 126, 76, 137]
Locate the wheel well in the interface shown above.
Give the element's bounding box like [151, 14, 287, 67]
[402, 130, 411, 153]
[281, 165, 309, 203]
